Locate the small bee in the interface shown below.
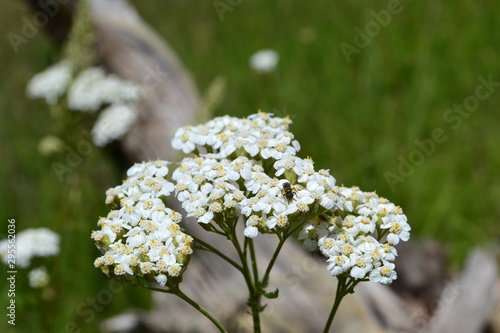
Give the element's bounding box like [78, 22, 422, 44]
[281, 181, 297, 203]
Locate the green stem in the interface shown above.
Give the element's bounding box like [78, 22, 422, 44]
[258, 217, 309, 290]
[284, 219, 309, 239]
[247, 237, 262, 332]
[174, 287, 228, 333]
[229, 225, 261, 332]
[259, 217, 309, 294]
[143, 284, 226, 332]
[323, 277, 347, 333]
[189, 232, 243, 273]
[376, 226, 389, 241]
[260, 235, 286, 289]
[248, 238, 260, 290]
[323, 277, 360, 333]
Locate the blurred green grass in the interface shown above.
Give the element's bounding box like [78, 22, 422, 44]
[1, 0, 499, 332]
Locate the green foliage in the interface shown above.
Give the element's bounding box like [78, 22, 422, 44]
[62, 0, 97, 71]
[1, 0, 499, 332]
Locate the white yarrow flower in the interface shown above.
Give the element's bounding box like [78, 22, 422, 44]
[68, 67, 144, 112]
[28, 266, 51, 288]
[91, 104, 138, 147]
[67, 67, 108, 111]
[300, 186, 409, 285]
[369, 262, 397, 284]
[0, 228, 60, 268]
[249, 49, 279, 74]
[27, 61, 73, 105]
[93, 161, 192, 288]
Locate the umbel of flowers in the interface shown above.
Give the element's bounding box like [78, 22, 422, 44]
[25, 0, 145, 148]
[170, 112, 409, 282]
[0, 228, 60, 289]
[92, 111, 410, 332]
[92, 160, 192, 289]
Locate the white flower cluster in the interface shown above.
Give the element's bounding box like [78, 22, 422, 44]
[67, 67, 143, 112]
[28, 266, 51, 288]
[93, 112, 410, 286]
[26, 61, 73, 105]
[249, 49, 279, 74]
[92, 160, 193, 288]
[299, 186, 410, 284]
[92, 104, 138, 147]
[27, 61, 145, 147]
[172, 111, 299, 157]
[0, 228, 60, 268]
[171, 112, 337, 238]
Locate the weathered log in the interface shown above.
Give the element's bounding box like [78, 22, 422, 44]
[427, 249, 498, 333]
[87, 0, 200, 162]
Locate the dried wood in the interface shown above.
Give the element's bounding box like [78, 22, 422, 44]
[87, 0, 200, 163]
[427, 249, 498, 333]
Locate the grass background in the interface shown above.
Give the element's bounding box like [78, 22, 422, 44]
[1, 0, 499, 332]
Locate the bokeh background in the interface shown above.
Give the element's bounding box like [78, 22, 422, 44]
[1, 0, 499, 332]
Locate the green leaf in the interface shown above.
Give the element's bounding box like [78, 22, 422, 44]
[263, 288, 279, 299]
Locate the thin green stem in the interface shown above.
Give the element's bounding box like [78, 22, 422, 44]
[323, 277, 360, 333]
[323, 278, 347, 333]
[259, 218, 308, 290]
[260, 219, 306, 294]
[284, 213, 312, 239]
[243, 236, 249, 258]
[174, 287, 228, 333]
[142, 283, 226, 332]
[259, 235, 286, 290]
[189, 233, 243, 273]
[248, 238, 260, 290]
[229, 224, 261, 332]
[206, 223, 227, 237]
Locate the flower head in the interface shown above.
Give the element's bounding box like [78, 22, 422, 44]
[27, 60, 145, 147]
[171, 112, 299, 160]
[0, 228, 60, 268]
[68, 67, 144, 112]
[171, 112, 337, 239]
[28, 266, 51, 288]
[249, 49, 279, 74]
[93, 161, 191, 289]
[300, 186, 410, 285]
[26, 61, 73, 105]
[91, 104, 138, 147]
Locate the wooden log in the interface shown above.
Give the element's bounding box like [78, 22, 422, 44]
[87, 0, 200, 163]
[427, 249, 498, 333]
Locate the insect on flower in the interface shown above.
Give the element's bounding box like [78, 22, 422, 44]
[281, 181, 297, 203]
